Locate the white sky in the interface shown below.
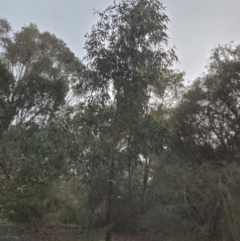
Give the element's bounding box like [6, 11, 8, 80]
[1, 0, 240, 82]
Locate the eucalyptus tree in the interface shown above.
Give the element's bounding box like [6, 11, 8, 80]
[170, 43, 240, 164]
[0, 18, 83, 134]
[0, 19, 83, 179]
[83, 0, 177, 239]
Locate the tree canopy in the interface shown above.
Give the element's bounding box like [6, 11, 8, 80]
[1, 2, 240, 241]
[0, 18, 83, 135]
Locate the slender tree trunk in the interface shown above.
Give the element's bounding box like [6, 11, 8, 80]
[106, 165, 114, 241]
[127, 134, 132, 201]
[106, 89, 120, 241]
[128, 161, 132, 201]
[142, 156, 152, 200]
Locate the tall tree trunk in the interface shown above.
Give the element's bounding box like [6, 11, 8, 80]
[106, 162, 114, 241]
[106, 89, 120, 241]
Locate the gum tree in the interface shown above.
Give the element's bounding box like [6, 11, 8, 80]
[83, 0, 177, 240]
[0, 18, 83, 135]
[0, 19, 83, 180]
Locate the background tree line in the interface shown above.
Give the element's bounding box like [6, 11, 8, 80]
[0, 1, 240, 241]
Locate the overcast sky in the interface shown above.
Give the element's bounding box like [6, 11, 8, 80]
[1, 0, 240, 82]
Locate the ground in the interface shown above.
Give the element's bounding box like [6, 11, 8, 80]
[19, 228, 155, 241]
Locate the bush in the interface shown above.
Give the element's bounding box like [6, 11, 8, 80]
[151, 158, 240, 241]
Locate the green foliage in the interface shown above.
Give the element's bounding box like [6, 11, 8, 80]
[0, 18, 83, 135]
[0, 117, 73, 226]
[2, 3, 240, 241]
[170, 43, 240, 164]
[0, 218, 22, 236]
[82, 2, 178, 239]
[0, 20, 84, 225]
